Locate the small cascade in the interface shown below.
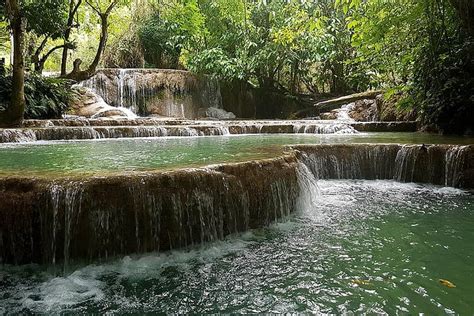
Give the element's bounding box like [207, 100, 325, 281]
[293, 123, 358, 134]
[295, 145, 399, 180]
[35, 127, 102, 141]
[295, 162, 321, 213]
[445, 146, 470, 187]
[294, 144, 473, 188]
[336, 102, 356, 121]
[0, 156, 300, 264]
[47, 183, 84, 266]
[393, 145, 421, 182]
[229, 123, 266, 134]
[0, 144, 472, 265]
[0, 129, 37, 143]
[204, 126, 230, 136]
[118, 69, 126, 108]
[173, 127, 200, 137]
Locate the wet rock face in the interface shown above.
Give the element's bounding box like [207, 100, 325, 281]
[319, 111, 338, 120]
[0, 156, 300, 264]
[198, 107, 236, 120]
[80, 69, 225, 119]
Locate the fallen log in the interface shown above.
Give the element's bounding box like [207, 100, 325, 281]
[289, 90, 383, 119]
[314, 90, 383, 112]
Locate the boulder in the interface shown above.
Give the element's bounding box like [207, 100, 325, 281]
[199, 107, 236, 120]
[320, 111, 338, 120]
[346, 99, 379, 121]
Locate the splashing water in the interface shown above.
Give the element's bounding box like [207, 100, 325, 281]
[1, 180, 472, 314]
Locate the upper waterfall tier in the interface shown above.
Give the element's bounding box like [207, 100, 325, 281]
[0, 119, 422, 143]
[80, 69, 223, 118]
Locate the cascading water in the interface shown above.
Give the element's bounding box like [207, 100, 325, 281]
[80, 69, 224, 118]
[0, 143, 472, 265]
[445, 145, 470, 187]
[296, 163, 321, 212]
[292, 123, 357, 134]
[1, 121, 361, 143]
[0, 155, 301, 264]
[0, 129, 37, 143]
[293, 144, 473, 188]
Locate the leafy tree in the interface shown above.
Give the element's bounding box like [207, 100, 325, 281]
[64, 0, 125, 81]
[24, 0, 75, 73]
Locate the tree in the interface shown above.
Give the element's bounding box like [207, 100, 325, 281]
[64, 0, 121, 81]
[60, 0, 82, 76]
[24, 0, 74, 73]
[0, 0, 26, 127]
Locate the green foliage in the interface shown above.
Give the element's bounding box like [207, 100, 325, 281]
[24, 0, 69, 38]
[138, 14, 184, 68]
[1, 0, 471, 132]
[0, 73, 72, 119]
[415, 38, 474, 134]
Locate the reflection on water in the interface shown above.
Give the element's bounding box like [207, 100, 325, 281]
[1, 180, 472, 314]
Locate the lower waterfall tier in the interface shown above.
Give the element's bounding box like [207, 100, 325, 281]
[0, 144, 472, 265]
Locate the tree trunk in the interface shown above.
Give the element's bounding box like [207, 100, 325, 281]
[31, 36, 49, 73]
[0, 0, 26, 128]
[88, 14, 108, 73]
[61, 0, 82, 76]
[35, 44, 71, 73]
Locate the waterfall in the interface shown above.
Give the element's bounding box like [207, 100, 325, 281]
[294, 144, 473, 188]
[1, 144, 472, 265]
[445, 146, 469, 187]
[296, 162, 321, 213]
[0, 156, 301, 264]
[293, 123, 357, 134]
[119, 69, 125, 108]
[48, 183, 84, 266]
[80, 69, 224, 118]
[1, 122, 359, 143]
[0, 129, 37, 143]
[393, 145, 421, 182]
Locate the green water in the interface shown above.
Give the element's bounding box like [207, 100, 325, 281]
[0, 133, 472, 176]
[0, 180, 472, 314]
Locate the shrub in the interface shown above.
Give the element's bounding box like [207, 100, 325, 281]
[414, 38, 474, 134]
[0, 73, 72, 120]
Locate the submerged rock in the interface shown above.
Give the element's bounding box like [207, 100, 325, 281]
[199, 107, 236, 120]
